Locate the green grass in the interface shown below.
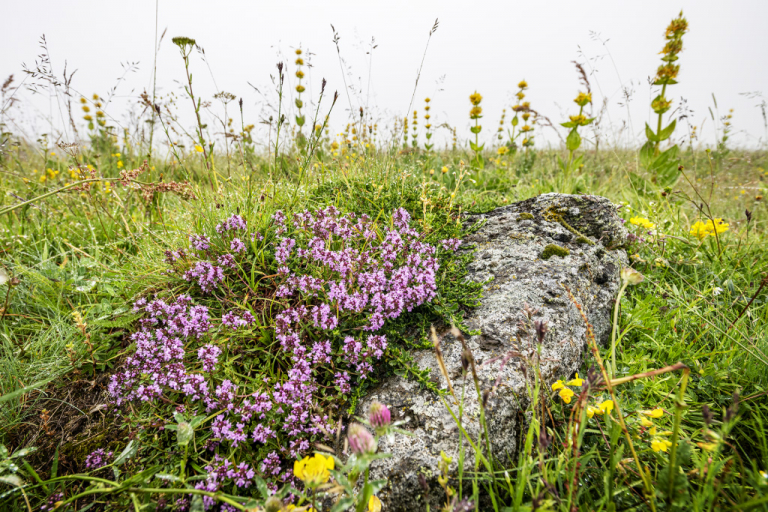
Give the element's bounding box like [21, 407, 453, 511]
[1, 140, 768, 510]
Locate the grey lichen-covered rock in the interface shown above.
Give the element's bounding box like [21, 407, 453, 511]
[358, 193, 628, 511]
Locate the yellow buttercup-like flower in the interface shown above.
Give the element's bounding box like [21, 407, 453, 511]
[293, 453, 335, 488]
[630, 216, 655, 230]
[574, 92, 592, 107]
[558, 387, 574, 404]
[690, 218, 729, 240]
[368, 495, 382, 512]
[195, 145, 204, 153]
[566, 373, 584, 386]
[598, 400, 614, 415]
[497, 146, 509, 156]
[651, 438, 672, 452]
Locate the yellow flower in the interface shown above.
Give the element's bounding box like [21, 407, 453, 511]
[497, 146, 509, 156]
[559, 387, 575, 404]
[640, 417, 654, 427]
[566, 373, 584, 386]
[295, 58, 304, 65]
[83, 115, 93, 121]
[368, 495, 382, 512]
[92, 94, 99, 101]
[425, 97, 431, 103]
[469, 91, 482, 106]
[641, 408, 664, 418]
[630, 216, 655, 229]
[295, 48, 302, 55]
[117, 160, 123, 169]
[429, 169, 435, 175]
[470, 106, 483, 119]
[551, 379, 565, 391]
[80, 97, 87, 104]
[696, 441, 718, 451]
[515, 91, 525, 101]
[82, 105, 90, 113]
[296, 84, 306, 93]
[586, 405, 601, 418]
[441, 166, 448, 174]
[296, 70, 305, 79]
[690, 218, 729, 240]
[518, 80, 528, 89]
[293, 453, 335, 488]
[574, 92, 592, 107]
[598, 400, 614, 415]
[651, 438, 672, 452]
[195, 145, 204, 153]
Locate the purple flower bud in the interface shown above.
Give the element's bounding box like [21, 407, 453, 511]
[368, 401, 391, 429]
[348, 423, 376, 455]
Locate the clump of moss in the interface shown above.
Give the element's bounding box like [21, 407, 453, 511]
[541, 244, 570, 260]
[518, 212, 534, 221]
[575, 235, 591, 245]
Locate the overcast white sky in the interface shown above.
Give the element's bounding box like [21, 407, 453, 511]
[2, 0, 767, 149]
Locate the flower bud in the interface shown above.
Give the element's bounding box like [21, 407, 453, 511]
[368, 401, 391, 429]
[264, 496, 283, 512]
[348, 423, 377, 455]
[620, 267, 644, 285]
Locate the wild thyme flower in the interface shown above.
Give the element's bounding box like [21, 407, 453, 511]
[84, 448, 113, 469]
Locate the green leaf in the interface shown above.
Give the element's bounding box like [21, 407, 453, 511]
[332, 496, 356, 512]
[51, 448, 59, 480]
[560, 121, 576, 129]
[295, 116, 305, 127]
[0, 475, 23, 487]
[10, 447, 36, 459]
[658, 119, 677, 141]
[639, 141, 655, 169]
[190, 495, 204, 512]
[113, 440, 138, 467]
[511, 116, 519, 127]
[469, 126, 482, 134]
[0, 377, 54, 404]
[645, 123, 659, 142]
[177, 422, 194, 447]
[566, 128, 581, 152]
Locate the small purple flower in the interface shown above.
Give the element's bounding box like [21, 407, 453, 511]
[40, 492, 64, 511]
[216, 214, 247, 233]
[197, 344, 221, 372]
[441, 238, 462, 251]
[190, 234, 210, 251]
[84, 448, 113, 469]
[230, 237, 246, 254]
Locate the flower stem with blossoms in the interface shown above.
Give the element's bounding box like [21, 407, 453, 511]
[468, 91, 484, 168]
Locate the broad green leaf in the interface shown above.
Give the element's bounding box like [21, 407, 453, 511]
[645, 123, 658, 142]
[177, 422, 194, 447]
[658, 119, 677, 141]
[566, 128, 581, 151]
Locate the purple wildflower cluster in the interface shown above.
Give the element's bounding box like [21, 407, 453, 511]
[84, 448, 113, 469]
[108, 206, 458, 497]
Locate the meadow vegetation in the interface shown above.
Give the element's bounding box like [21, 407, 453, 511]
[1, 12, 768, 512]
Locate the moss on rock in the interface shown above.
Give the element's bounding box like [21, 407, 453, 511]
[518, 212, 534, 221]
[541, 244, 570, 260]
